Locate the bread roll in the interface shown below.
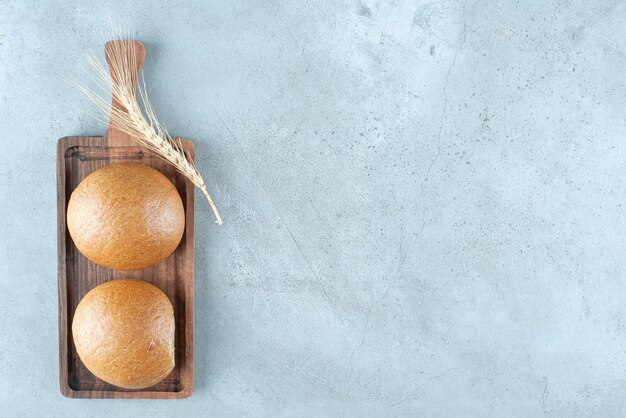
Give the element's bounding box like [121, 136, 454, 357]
[67, 163, 185, 270]
[72, 279, 175, 389]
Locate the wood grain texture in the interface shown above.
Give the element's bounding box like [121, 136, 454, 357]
[105, 40, 146, 148]
[57, 136, 194, 399]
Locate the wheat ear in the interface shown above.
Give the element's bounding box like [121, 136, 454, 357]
[74, 41, 222, 225]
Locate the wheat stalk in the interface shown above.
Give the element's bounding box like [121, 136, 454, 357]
[74, 40, 222, 225]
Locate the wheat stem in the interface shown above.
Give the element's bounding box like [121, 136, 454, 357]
[77, 42, 222, 225]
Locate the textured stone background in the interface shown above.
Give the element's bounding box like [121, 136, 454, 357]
[1, 0, 625, 416]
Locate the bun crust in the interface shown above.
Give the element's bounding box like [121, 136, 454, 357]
[72, 279, 175, 389]
[67, 163, 185, 270]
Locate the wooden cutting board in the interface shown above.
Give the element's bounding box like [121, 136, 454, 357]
[56, 41, 194, 399]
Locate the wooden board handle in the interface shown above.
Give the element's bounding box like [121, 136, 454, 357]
[104, 40, 146, 147]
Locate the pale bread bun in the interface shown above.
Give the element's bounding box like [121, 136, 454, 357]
[67, 163, 185, 270]
[72, 279, 175, 389]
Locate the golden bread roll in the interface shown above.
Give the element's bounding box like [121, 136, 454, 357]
[72, 279, 175, 389]
[67, 163, 185, 270]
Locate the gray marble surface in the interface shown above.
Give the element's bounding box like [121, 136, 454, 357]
[1, 0, 625, 416]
